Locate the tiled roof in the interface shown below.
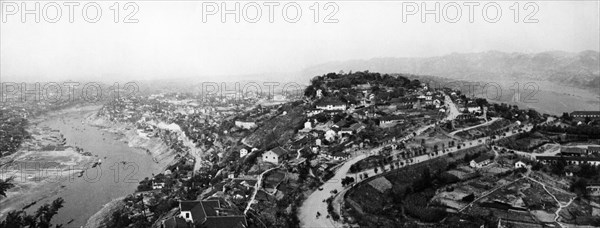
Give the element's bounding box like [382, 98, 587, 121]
[473, 154, 492, 163]
[180, 201, 199, 211]
[561, 147, 586, 154]
[203, 216, 247, 228]
[381, 115, 403, 121]
[315, 97, 346, 106]
[269, 147, 289, 156]
[587, 146, 600, 151]
[179, 199, 248, 228]
[537, 156, 600, 162]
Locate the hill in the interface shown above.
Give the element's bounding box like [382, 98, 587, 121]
[302, 51, 600, 92]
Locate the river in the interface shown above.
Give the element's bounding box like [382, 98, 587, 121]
[24, 108, 163, 227]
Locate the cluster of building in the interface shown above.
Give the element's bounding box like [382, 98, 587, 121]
[536, 146, 600, 166]
[160, 198, 248, 228]
[570, 111, 600, 120]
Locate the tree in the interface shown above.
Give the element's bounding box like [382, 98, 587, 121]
[341, 177, 355, 187]
[106, 207, 132, 228]
[0, 177, 15, 197]
[462, 193, 475, 202]
[304, 85, 317, 98]
[0, 197, 65, 227]
[561, 112, 572, 121]
[570, 178, 589, 197]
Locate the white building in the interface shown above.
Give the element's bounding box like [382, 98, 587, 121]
[325, 130, 337, 141]
[235, 120, 257, 129]
[306, 109, 323, 117]
[515, 161, 526, 169]
[304, 121, 312, 130]
[466, 103, 481, 113]
[262, 147, 289, 164]
[470, 154, 492, 168]
[240, 148, 249, 157]
[152, 182, 165, 190]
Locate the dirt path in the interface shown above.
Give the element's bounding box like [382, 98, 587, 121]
[449, 117, 500, 136]
[526, 176, 576, 228]
[244, 167, 279, 214]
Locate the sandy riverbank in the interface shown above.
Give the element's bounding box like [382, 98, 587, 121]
[0, 108, 96, 217]
[87, 114, 176, 161]
[81, 114, 180, 227]
[1, 105, 179, 226]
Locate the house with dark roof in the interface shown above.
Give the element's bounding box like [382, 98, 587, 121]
[470, 154, 493, 168]
[588, 146, 600, 154]
[333, 119, 348, 129]
[561, 147, 587, 156]
[178, 199, 247, 228]
[457, 113, 476, 120]
[262, 147, 289, 164]
[390, 97, 419, 109]
[349, 122, 366, 133]
[536, 156, 600, 166]
[586, 184, 600, 196]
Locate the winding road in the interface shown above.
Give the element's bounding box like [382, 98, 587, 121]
[296, 94, 538, 227]
[298, 94, 460, 228]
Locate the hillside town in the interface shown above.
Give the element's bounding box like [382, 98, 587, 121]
[1, 72, 599, 228]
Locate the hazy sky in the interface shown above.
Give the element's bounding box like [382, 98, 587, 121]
[1, 1, 598, 82]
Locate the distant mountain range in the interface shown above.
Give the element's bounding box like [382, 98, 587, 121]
[301, 50, 600, 92]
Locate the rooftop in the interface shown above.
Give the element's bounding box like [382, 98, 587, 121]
[537, 156, 600, 162]
[178, 199, 247, 228]
[561, 147, 586, 154]
[315, 97, 346, 106]
[269, 147, 289, 156]
[473, 154, 493, 163]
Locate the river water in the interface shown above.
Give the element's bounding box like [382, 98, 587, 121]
[29, 108, 162, 227]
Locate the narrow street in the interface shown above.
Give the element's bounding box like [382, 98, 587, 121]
[297, 154, 367, 228]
